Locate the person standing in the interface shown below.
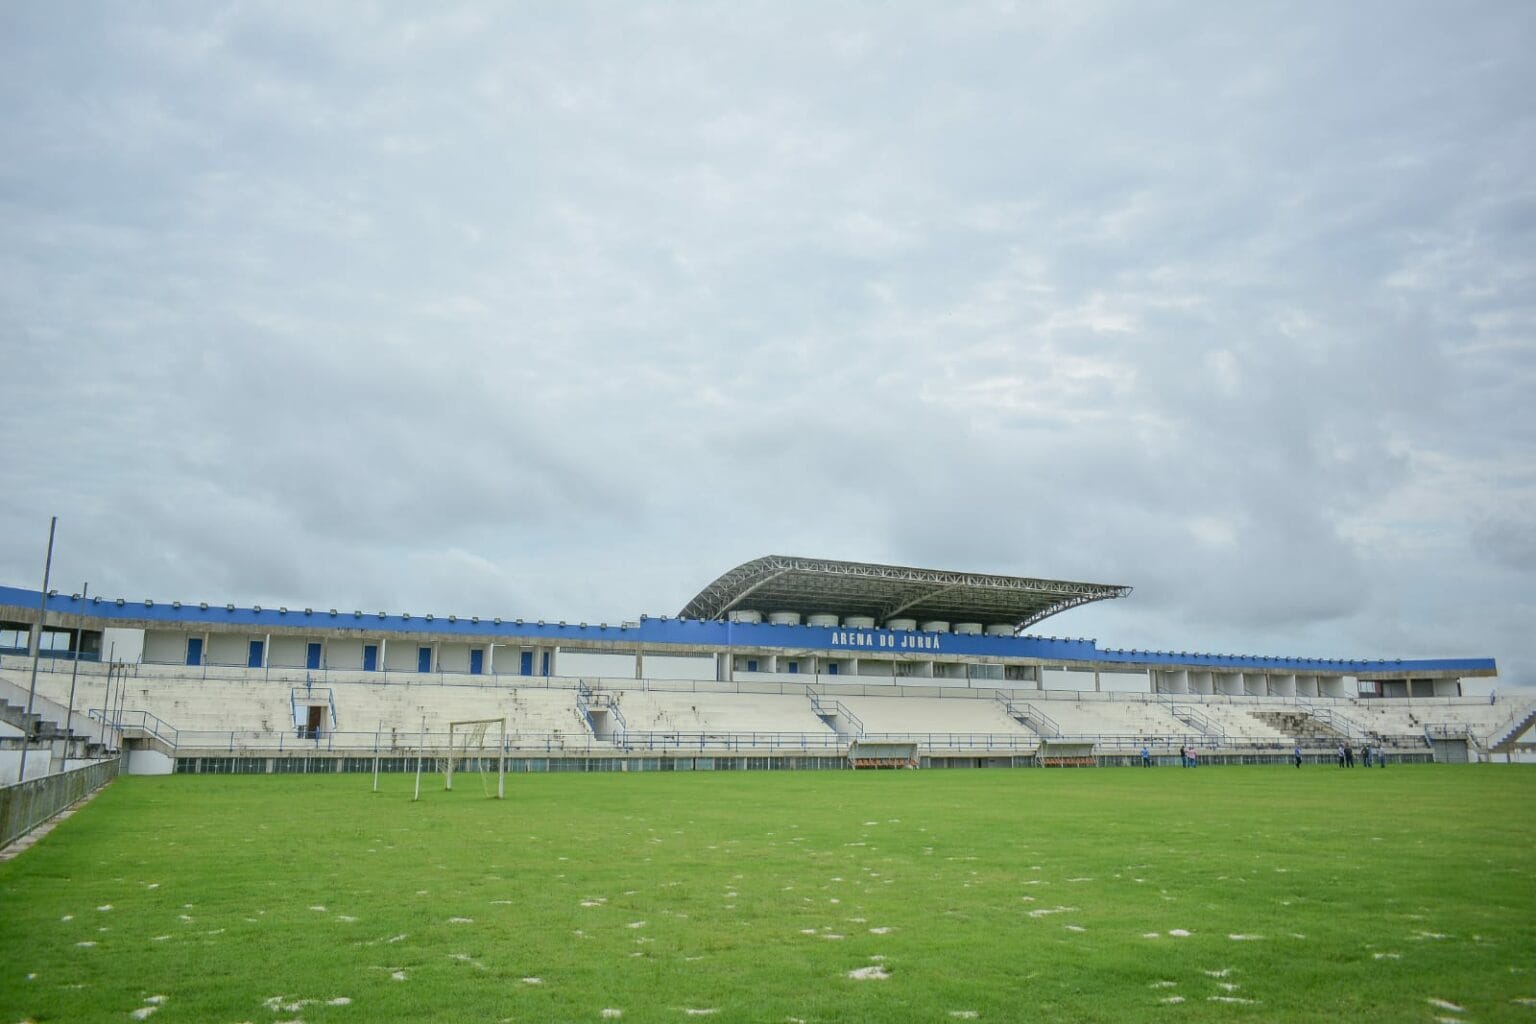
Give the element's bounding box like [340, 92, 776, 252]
[1363, 744, 1373, 768]
[1141, 744, 1151, 768]
[1294, 744, 1303, 768]
[1337, 743, 1346, 768]
[1344, 743, 1355, 768]
[1179, 744, 1188, 768]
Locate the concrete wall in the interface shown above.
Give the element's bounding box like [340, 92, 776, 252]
[143, 630, 186, 664]
[125, 748, 175, 775]
[560, 651, 636, 677]
[269, 636, 311, 669]
[640, 654, 715, 681]
[0, 748, 52, 784]
[206, 634, 250, 666]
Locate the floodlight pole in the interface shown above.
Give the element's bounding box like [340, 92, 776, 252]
[102, 641, 117, 753]
[63, 581, 88, 759]
[18, 516, 58, 784]
[114, 656, 127, 750]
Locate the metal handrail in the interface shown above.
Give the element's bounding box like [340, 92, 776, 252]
[88, 707, 180, 749]
[1166, 703, 1227, 745]
[1003, 700, 1061, 737]
[806, 687, 865, 736]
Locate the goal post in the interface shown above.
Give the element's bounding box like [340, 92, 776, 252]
[446, 717, 506, 799]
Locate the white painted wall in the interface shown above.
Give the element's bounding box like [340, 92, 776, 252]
[559, 651, 635, 677]
[0, 748, 52, 784]
[206, 634, 249, 666]
[1042, 668, 1096, 692]
[1098, 669, 1151, 693]
[385, 642, 427, 673]
[143, 630, 186, 664]
[269, 636, 311, 669]
[1460, 677, 1499, 698]
[125, 748, 175, 775]
[642, 655, 716, 680]
[326, 639, 372, 671]
[102, 627, 145, 663]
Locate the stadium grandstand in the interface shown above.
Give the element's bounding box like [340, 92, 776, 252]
[2, 554, 1532, 782]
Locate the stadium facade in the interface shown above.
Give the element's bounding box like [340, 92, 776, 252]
[1, 555, 1528, 782]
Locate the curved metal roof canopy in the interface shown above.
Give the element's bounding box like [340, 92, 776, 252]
[678, 555, 1132, 632]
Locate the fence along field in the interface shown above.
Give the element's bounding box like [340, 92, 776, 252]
[1, 766, 1533, 1023]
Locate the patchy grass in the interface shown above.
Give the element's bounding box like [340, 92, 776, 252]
[1, 765, 1533, 1022]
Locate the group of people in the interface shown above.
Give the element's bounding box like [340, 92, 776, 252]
[1138, 744, 1199, 766]
[1132, 742, 1389, 768]
[1336, 742, 1386, 768]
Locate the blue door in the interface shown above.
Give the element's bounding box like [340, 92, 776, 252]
[469, 649, 484, 675]
[186, 637, 203, 666]
[828, 663, 838, 675]
[418, 647, 432, 673]
[541, 651, 551, 676]
[306, 642, 322, 670]
[363, 644, 378, 672]
[247, 640, 264, 668]
[520, 651, 534, 676]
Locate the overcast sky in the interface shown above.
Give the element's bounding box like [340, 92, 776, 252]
[2, 2, 1532, 683]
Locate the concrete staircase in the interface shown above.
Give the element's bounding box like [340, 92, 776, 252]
[1489, 706, 1536, 753]
[1252, 708, 1350, 744]
[0, 696, 107, 756]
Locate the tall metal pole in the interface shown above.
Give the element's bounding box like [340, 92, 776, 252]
[102, 642, 117, 753]
[18, 516, 58, 783]
[113, 657, 127, 752]
[63, 581, 88, 761]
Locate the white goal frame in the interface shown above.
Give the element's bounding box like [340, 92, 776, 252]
[448, 717, 505, 798]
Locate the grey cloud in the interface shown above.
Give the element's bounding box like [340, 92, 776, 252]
[2, 1, 1533, 682]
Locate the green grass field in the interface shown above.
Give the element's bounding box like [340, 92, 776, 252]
[2, 765, 1534, 1023]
